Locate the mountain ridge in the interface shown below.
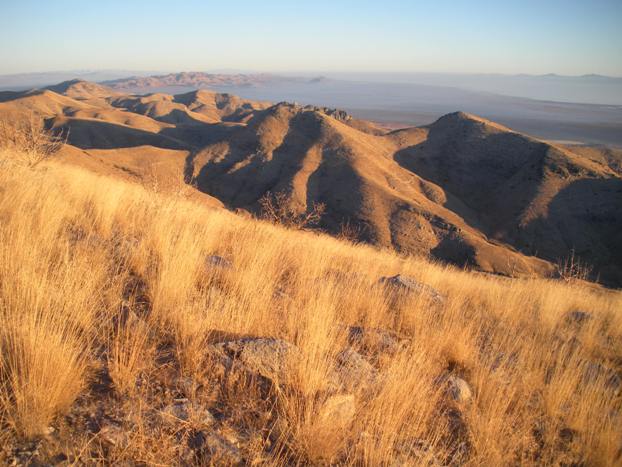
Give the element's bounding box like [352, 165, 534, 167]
[1, 80, 620, 283]
[101, 71, 321, 90]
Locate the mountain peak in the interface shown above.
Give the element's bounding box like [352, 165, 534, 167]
[431, 111, 513, 133]
[438, 111, 482, 123]
[44, 79, 116, 98]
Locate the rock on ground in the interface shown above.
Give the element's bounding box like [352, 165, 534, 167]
[207, 337, 299, 383]
[443, 375, 473, 403]
[379, 274, 446, 305]
[207, 336, 379, 393]
[316, 393, 356, 429]
[161, 400, 215, 426]
[333, 348, 378, 392]
[188, 431, 243, 465]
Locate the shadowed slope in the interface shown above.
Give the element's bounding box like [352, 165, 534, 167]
[394, 112, 621, 283]
[188, 103, 553, 277]
[110, 93, 216, 125]
[50, 116, 188, 150]
[1, 81, 620, 282]
[172, 89, 270, 123]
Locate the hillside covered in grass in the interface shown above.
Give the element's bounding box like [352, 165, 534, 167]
[3, 81, 622, 285]
[0, 146, 621, 465]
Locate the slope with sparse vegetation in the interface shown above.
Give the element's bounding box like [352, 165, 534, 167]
[0, 127, 621, 465]
[3, 81, 621, 284]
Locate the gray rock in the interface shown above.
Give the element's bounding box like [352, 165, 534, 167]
[316, 393, 356, 428]
[380, 274, 446, 304]
[208, 337, 298, 383]
[189, 431, 242, 465]
[9, 440, 43, 466]
[302, 105, 353, 122]
[206, 255, 233, 270]
[333, 348, 377, 391]
[444, 375, 473, 403]
[161, 400, 215, 426]
[208, 337, 378, 394]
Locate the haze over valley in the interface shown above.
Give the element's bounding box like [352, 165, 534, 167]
[3, 70, 622, 146]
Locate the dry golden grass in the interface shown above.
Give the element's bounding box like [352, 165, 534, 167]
[0, 143, 620, 465]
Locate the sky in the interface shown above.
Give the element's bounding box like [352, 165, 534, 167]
[0, 0, 621, 76]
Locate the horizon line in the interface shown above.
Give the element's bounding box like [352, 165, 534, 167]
[1, 69, 622, 80]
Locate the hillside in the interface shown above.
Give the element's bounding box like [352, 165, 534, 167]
[0, 144, 621, 465]
[45, 79, 120, 100]
[0, 80, 621, 284]
[395, 112, 622, 284]
[188, 103, 552, 277]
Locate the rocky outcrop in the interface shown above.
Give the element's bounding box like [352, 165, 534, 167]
[206, 336, 380, 393]
[380, 274, 446, 305]
[206, 337, 298, 383]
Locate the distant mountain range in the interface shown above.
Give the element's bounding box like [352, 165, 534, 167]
[1, 79, 620, 284]
[101, 71, 322, 91]
[2, 71, 622, 147]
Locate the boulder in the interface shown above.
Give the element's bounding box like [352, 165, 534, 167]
[444, 375, 473, 403]
[380, 274, 446, 305]
[316, 393, 356, 429]
[333, 348, 378, 392]
[207, 337, 298, 383]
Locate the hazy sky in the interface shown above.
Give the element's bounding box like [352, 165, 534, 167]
[1, 0, 621, 76]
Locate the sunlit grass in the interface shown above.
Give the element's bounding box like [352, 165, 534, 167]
[0, 146, 620, 464]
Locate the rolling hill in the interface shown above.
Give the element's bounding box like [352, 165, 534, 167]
[1, 79, 620, 283]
